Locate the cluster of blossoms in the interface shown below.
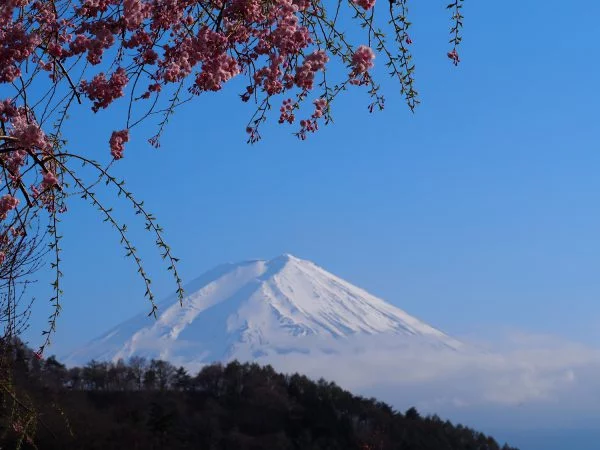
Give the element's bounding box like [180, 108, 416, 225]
[279, 99, 296, 124]
[353, 0, 376, 11]
[0, 101, 58, 224]
[350, 45, 376, 85]
[297, 98, 327, 140]
[294, 51, 329, 91]
[109, 130, 130, 160]
[0, 0, 464, 259]
[0, 0, 366, 240]
[447, 48, 460, 65]
[0, 195, 19, 221]
[1, 0, 387, 155]
[80, 69, 130, 112]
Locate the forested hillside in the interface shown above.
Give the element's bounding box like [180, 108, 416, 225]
[0, 340, 517, 450]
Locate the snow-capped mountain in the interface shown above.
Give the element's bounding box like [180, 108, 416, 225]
[65, 254, 461, 368]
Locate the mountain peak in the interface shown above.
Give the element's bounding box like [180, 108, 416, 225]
[65, 255, 461, 368]
[264, 252, 308, 267]
[274, 252, 299, 260]
[264, 252, 303, 267]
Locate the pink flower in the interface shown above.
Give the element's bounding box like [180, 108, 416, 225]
[80, 68, 129, 112]
[0, 195, 19, 220]
[447, 48, 460, 65]
[9, 110, 52, 153]
[123, 0, 150, 31]
[312, 98, 327, 118]
[41, 170, 58, 190]
[109, 129, 130, 160]
[295, 50, 328, 91]
[352, 0, 376, 10]
[350, 45, 375, 82]
[193, 53, 240, 92]
[0, 22, 40, 83]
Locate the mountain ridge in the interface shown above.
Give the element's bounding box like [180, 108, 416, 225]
[65, 254, 461, 367]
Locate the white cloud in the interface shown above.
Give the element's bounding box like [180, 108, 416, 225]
[246, 331, 600, 427]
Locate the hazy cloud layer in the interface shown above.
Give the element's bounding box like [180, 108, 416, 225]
[245, 331, 600, 428]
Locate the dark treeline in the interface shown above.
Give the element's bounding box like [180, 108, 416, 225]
[0, 340, 518, 450]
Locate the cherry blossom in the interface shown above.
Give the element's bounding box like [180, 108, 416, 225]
[353, 0, 376, 10]
[109, 129, 130, 160]
[447, 48, 460, 65]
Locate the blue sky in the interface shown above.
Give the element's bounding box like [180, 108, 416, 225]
[23, 0, 600, 382]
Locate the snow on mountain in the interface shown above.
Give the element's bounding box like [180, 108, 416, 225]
[65, 254, 461, 369]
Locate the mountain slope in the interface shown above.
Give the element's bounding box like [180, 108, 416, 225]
[65, 254, 460, 367]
